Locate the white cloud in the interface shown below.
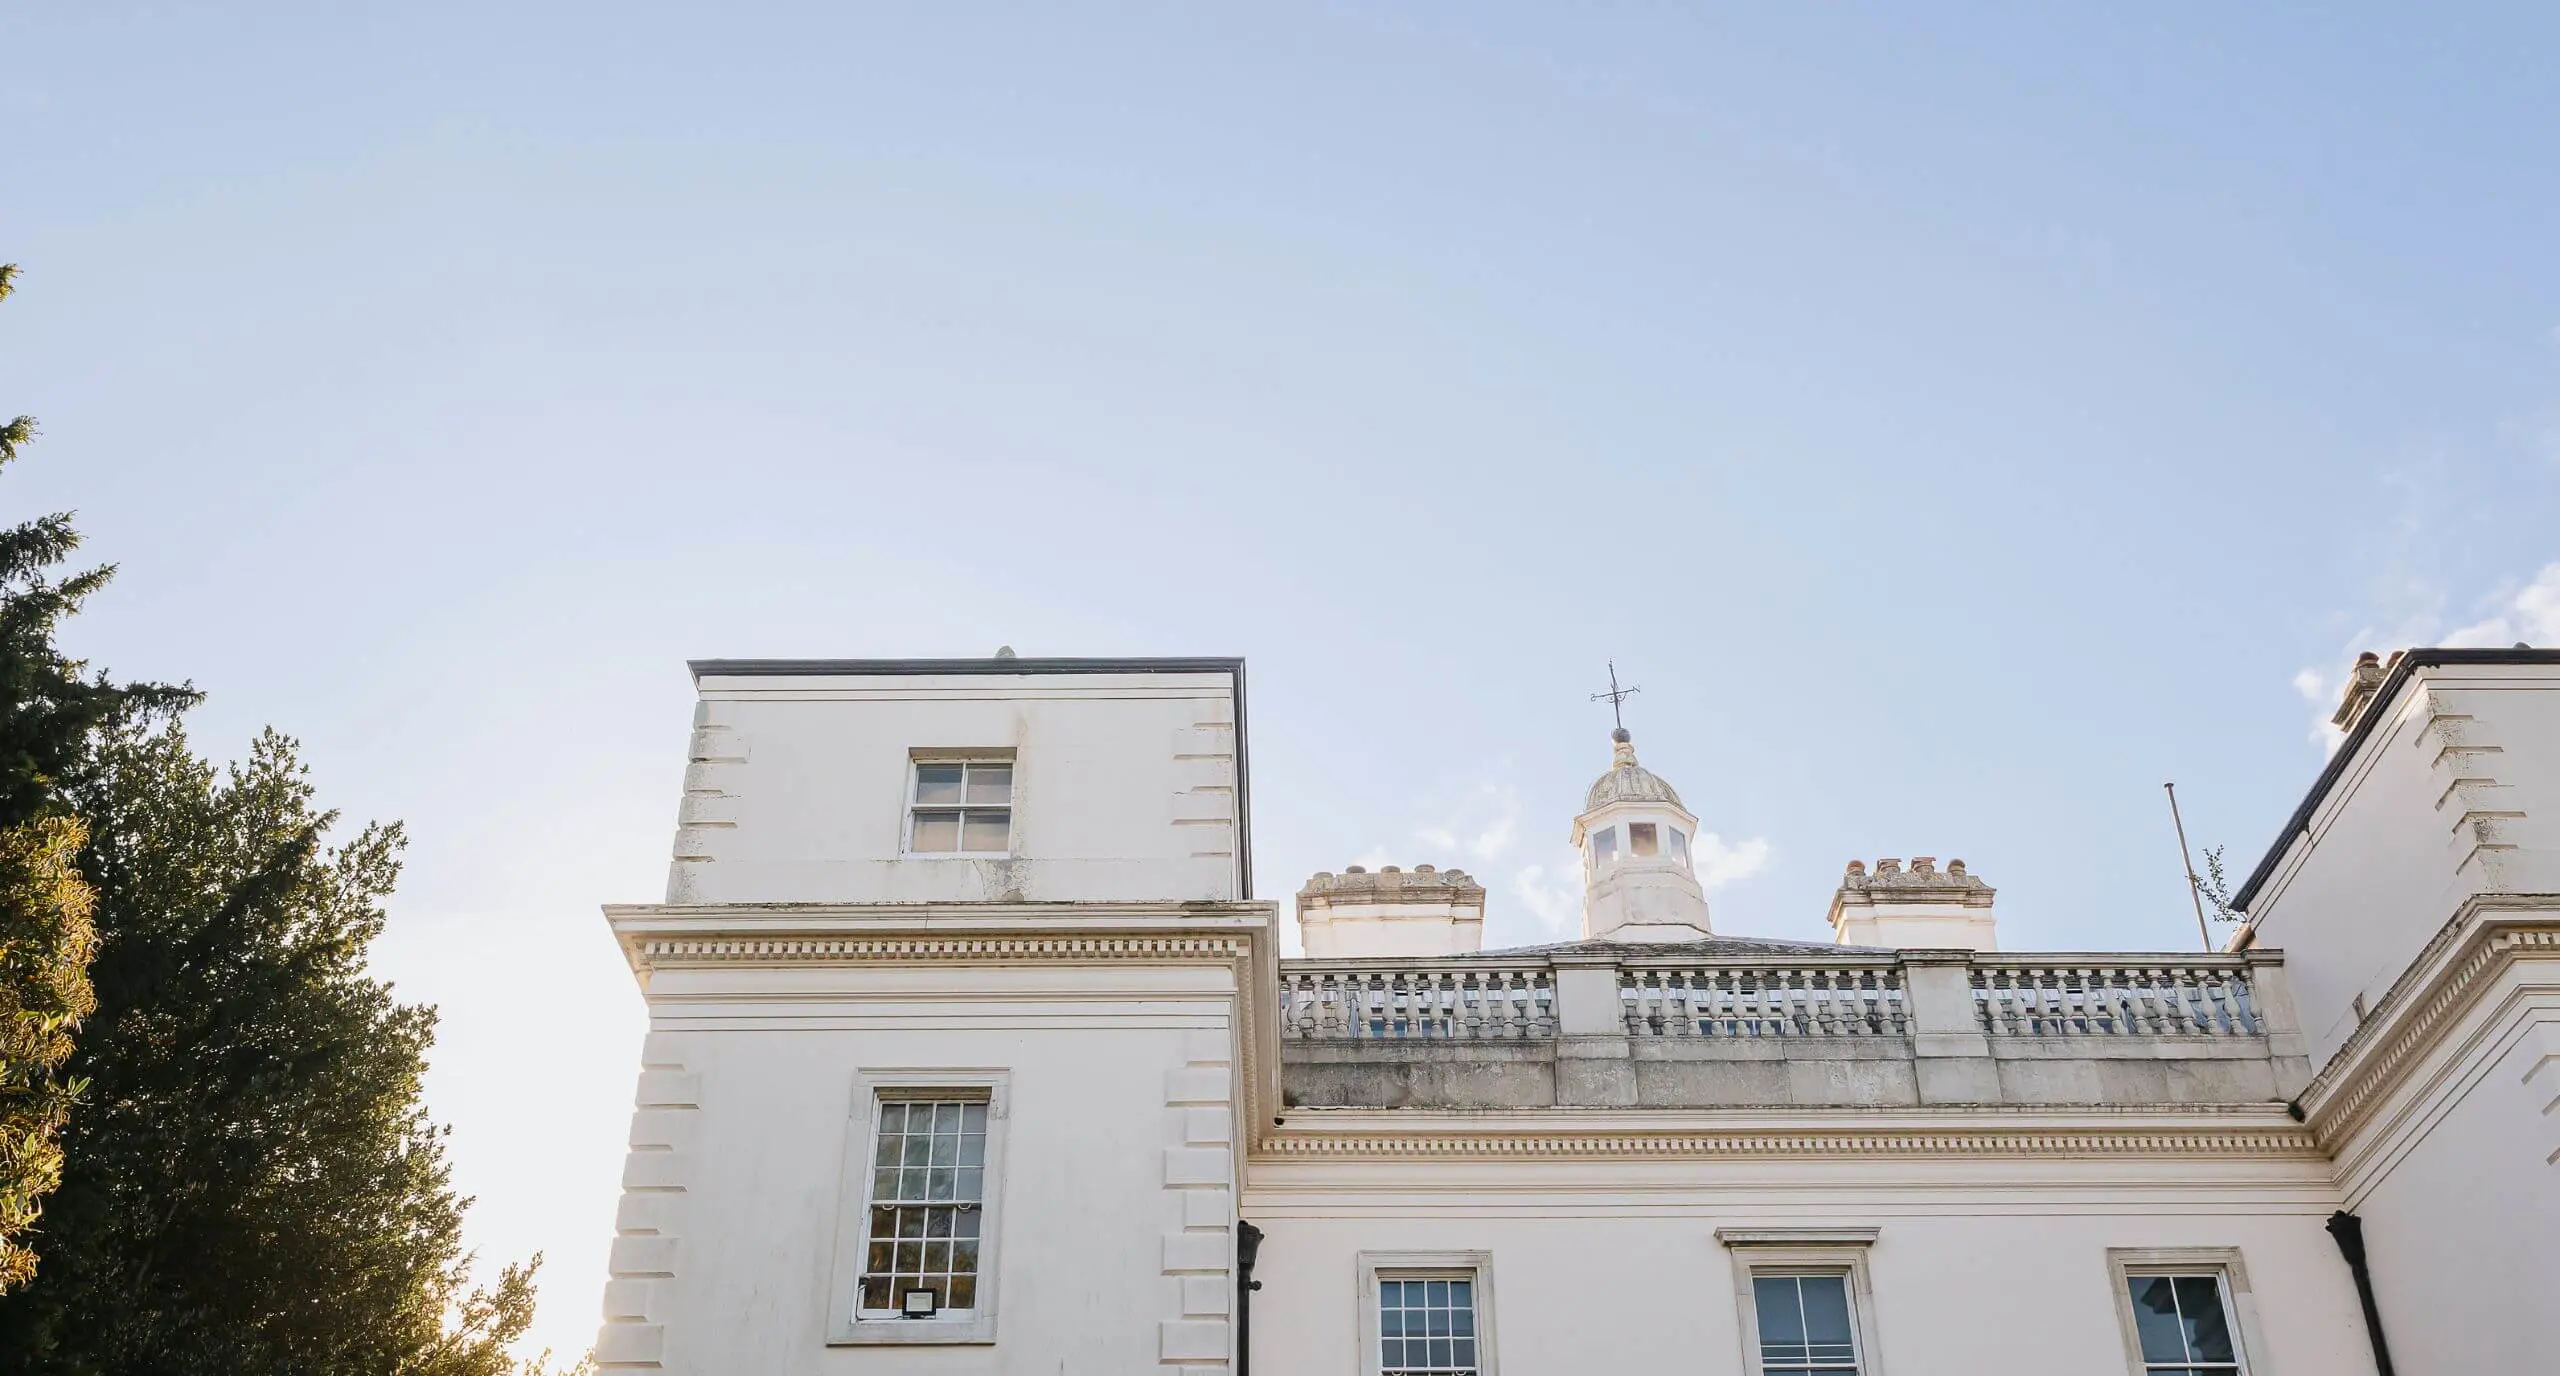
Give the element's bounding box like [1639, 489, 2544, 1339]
[2442, 562, 2560, 648]
[2289, 562, 2560, 754]
[1411, 782, 1522, 867]
[2290, 665, 2340, 750]
[1510, 858, 1581, 936]
[1692, 833, 1774, 888]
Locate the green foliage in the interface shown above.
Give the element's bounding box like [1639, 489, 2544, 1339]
[0, 259, 195, 1293]
[0, 725, 577, 1373]
[2194, 844, 2242, 924]
[0, 816, 95, 1291]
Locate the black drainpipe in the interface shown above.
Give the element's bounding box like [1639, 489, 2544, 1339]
[1236, 1220, 1264, 1376]
[2325, 1211, 2396, 1376]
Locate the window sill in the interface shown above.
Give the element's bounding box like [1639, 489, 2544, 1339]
[829, 1316, 997, 1346]
[897, 851, 1015, 860]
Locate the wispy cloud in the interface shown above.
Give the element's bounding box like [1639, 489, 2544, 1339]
[1692, 833, 1775, 888]
[2442, 562, 2560, 647]
[1380, 774, 1775, 939]
[1412, 782, 1521, 864]
[2290, 561, 2560, 753]
[1511, 857, 1581, 936]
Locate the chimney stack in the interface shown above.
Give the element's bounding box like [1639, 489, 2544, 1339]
[1828, 856, 1998, 951]
[1296, 865, 1486, 958]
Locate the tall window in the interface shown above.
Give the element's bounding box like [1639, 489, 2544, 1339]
[2124, 1275, 2243, 1375]
[1359, 1252, 1497, 1376]
[1751, 1274, 1861, 1375]
[2107, 1251, 2259, 1376]
[909, 760, 1012, 853]
[859, 1096, 988, 1318]
[1720, 1230, 1881, 1376]
[1628, 821, 1661, 856]
[1590, 826, 1618, 871]
[831, 1072, 1008, 1347]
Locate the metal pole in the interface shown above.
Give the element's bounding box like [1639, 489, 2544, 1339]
[2164, 782, 2213, 951]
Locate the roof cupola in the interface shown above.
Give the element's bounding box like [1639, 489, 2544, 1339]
[1571, 728, 1713, 942]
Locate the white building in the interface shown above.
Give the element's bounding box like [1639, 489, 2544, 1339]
[593, 649, 2559, 1375]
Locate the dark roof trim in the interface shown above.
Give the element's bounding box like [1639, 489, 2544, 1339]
[689, 656, 1245, 680]
[685, 655, 1255, 901]
[2234, 647, 2560, 912]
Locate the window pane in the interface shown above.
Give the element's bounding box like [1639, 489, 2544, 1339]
[1800, 1275, 1854, 1348]
[1380, 1271, 1480, 1375]
[964, 763, 1013, 804]
[2129, 1277, 2189, 1362]
[914, 764, 964, 805]
[961, 810, 1010, 852]
[1669, 828, 1690, 862]
[862, 1097, 992, 1317]
[910, 810, 960, 851]
[1629, 821, 1660, 855]
[1593, 827, 1617, 860]
[2175, 1276, 2237, 1362]
[1754, 1276, 1807, 1351]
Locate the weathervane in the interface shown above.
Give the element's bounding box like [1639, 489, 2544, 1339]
[1590, 661, 1640, 735]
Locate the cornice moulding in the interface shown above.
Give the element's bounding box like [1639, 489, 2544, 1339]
[1251, 1127, 2321, 1161]
[607, 902, 1277, 970]
[2297, 905, 2560, 1149]
[1253, 1104, 2320, 1161]
[1717, 1227, 1881, 1246]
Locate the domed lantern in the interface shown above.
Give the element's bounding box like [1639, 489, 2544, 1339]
[1572, 728, 1713, 941]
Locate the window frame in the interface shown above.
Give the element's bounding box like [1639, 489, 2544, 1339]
[2105, 1248, 2266, 1376]
[1589, 825, 1618, 874]
[826, 1068, 1012, 1346]
[1356, 1251, 1498, 1376]
[1718, 1228, 1886, 1376]
[902, 753, 1016, 857]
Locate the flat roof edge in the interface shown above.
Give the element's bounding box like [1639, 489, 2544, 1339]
[2234, 646, 2560, 911]
[689, 656, 1247, 681]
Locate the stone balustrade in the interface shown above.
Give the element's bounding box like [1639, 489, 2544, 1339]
[1275, 946, 2308, 1110]
[1620, 960, 1911, 1038]
[1970, 959, 2259, 1038]
[1280, 963, 1557, 1041]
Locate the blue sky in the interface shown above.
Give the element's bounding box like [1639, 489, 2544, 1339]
[6, 3, 2558, 1357]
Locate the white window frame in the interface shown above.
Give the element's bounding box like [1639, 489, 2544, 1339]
[902, 752, 1016, 857]
[1718, 1228, 1886, 1376]
[1357, 1251, 1498, 1376]
[2106, 1248, 2267, 1376]
[826, 1068, 1012, 1346]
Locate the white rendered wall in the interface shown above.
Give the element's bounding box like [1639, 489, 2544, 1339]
[2245, 663, 2560, 1064]
[669, 669, 1242, 905]
[2328, 960, 2560, 1374]
[1243, 1161, 2373, 1374]
[601, 944, 1250, 1374]
[1831, 908, 1999, 952]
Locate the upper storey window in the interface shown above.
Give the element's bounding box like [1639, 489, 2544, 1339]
[908, 760, 1013, 854]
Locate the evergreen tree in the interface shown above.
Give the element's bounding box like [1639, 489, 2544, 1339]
[0, 261, 193, 1292]
[0, 724, 574, 1373]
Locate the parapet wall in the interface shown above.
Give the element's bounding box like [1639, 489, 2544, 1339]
[1277, 945, 2306, 1110]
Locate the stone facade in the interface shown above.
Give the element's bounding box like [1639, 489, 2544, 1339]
[593, 648, 2560, 1376]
